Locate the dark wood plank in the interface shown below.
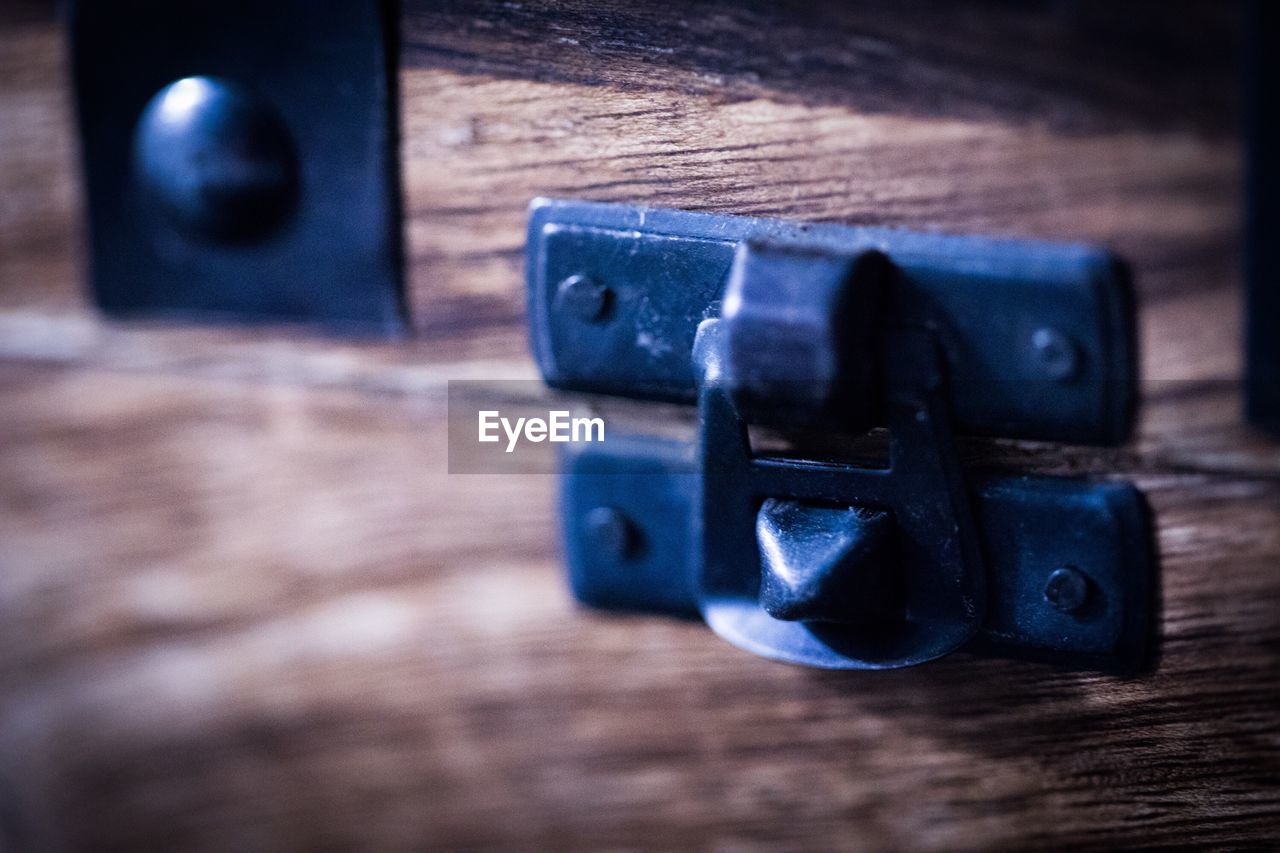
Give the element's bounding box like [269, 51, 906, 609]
[0, 362, 1276, 851]
[0, 13, 82, 314]
[402, 0, 1239, 134]
[397, 0, 1245, 408]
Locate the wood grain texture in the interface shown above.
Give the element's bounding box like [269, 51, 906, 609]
[1, 1, 1278, 850]
[401, 0, 1239, 133]
[0, 14, 81, 314]
[398, 0, 1242, 376]
[0, 362, 1277, 852]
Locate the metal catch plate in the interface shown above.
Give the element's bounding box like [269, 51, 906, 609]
[528, 198, 1134, 445]
[563, 440, 1152, 673]
[70, 0, 403, 330]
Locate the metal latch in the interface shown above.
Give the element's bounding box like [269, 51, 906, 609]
[529, 199, 1153, 673]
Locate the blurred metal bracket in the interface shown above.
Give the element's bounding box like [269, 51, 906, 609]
[69, 0, 404, 331]
[1248, 1, 1279, 431]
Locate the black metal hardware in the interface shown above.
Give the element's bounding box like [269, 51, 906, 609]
[530, 200, 1134, 446]
[530, 199, 1152, 672]
[1247, 1, 1279, 432]
[69, 0, 403, 331]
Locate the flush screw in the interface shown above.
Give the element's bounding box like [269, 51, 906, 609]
[1044, 566, 1090, 613]
[557, 274, 612, 322]
[1031, 326, 1080, 381]
[585, 506, 636, 561]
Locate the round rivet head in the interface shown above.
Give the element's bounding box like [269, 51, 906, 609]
[1030, 327, 1080, 382]
[557, 274, 612, 322]
[585, 506, 636, 561]
[133, 76, 298, 243]
[1044, 566, 1090, 613]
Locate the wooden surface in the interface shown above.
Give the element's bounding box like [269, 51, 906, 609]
[1, 2, 1278, 850]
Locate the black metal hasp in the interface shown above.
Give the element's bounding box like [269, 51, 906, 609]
[69, 0, 403, 330]
[529, 199, 1152, 673]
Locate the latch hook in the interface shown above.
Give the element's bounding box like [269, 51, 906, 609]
[691, 240, 986, 667]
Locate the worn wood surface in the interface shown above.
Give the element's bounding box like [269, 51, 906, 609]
[399, 0, 1243, 384]
[1, 362, 1278, 852]
[1, 1, 1278, 850]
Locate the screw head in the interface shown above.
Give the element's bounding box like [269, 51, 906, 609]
[1044, 566, 1090, 613]
[133, 76, 298, 243]
[1030, 327, 1080, 382]
[557, 274, 612, 322]
[585, 506, 636, 561]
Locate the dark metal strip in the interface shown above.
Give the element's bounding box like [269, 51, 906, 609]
[528, 199, 1135, 445]
[1247, 1, 1280, 431]
[561, 439, 1151, 674]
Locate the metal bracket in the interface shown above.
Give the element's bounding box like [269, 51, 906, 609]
[530, 199, 1153, 673]
[69, 0, 403, 331]
[1247, 1, 1279, 432]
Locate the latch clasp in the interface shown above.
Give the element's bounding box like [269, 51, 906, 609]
[530, 199, 1152, 673]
